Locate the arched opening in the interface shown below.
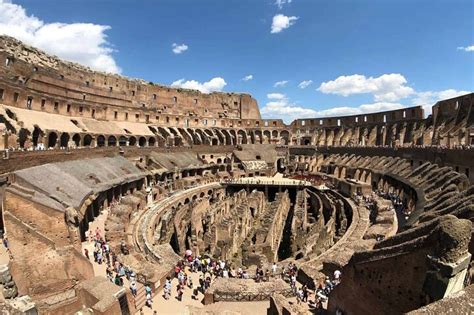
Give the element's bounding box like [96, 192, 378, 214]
[32, 126, 42, 148]
[60, 133, 70, 148]
[237, 130, 247, 144]
[212, 138, 218, 146]
[83, 134, 93, 147]
[129, 136, 137, 146]
[97, 135, 106, 147]
[47, 132, 58, 148]
[280, 130, 290, 145]
[18, 128, 29, 148]
[138, 136, 147, 147]
[263, 130, 271, 144]
[119, 136, 127, 146]
[276, 158, 286, 173]
[107, 135, 117, 147]
[148, 137, 156, 147]
[72, 134, 81, 147]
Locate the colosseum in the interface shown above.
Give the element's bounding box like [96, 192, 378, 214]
[0, 35, 472, 315]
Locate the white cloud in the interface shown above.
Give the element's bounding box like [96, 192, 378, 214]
[242, 74, 253, 81]
[261, 94, 318, 123]
[170, 77, 226, 94]
[318, 73, 414, 102]
[412, 89, 471, 115]
[271, 14, 298, 34]
[275, 0, 292, 9]
[172, 43, 188, 54]
[274, 80, 289, 88]
[0, 0, 120, 73]
[298, 80, 313, 89]
[267, 93, 286, 100]
[457, 45, 474, 52]
[261, 93, 407, 123]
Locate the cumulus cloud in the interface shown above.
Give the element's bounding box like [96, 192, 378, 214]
[242, 74, 253, 81]
[274, 80, 289, 88]
[0, 0, 120, 73]
[412, 89, 471, 114]
[170, 77, 226, 94]
[275, 0, 292, 9]
[172, 43, 188, 54]
[267, 93, 286, 100]
[261, 93, 407, 123]
[457, 45, 474, 52]
[261, 94, 318, 123]
[298, 80, 313, 89]
[318, 73, 414, 102]
[271, 14, 298, 34]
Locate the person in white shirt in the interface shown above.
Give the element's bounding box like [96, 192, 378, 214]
[272, 263, 277, 276]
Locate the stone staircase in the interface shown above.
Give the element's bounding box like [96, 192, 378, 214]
[134, 282, 147, 311]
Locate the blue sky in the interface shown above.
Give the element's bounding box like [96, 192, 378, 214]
[0, 0, 473, 122]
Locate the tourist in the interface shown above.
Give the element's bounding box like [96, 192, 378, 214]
[296, 287, 304, 304]
[84, 248, 89, 260]
[302, 284, 309, 302]
[177, 284, 184, 301]
[164, 277, 172, 299]
[199, 274, 205, 292]
[145, 284, 153, 307]
[272, 262, 277, 276]
[2, 237, 8, 249]
[130, 281, 137, 296]
[114, 274, 122, 286]
[334, 269, 342, 283]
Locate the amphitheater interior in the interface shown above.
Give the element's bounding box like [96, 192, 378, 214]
[0, 35, 473, 315]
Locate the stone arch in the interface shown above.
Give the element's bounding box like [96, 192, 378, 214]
[60, 132, 70, 148]
[354, 169, 361, 181]
[272, 130, 279, 139]
[263, 130, 271, 144]
[129, 136, 137, 146]
[178, 128, 193, 145]
[340, 167, 346, 179]
[107, 135, 117, 147]
[47, 132, 58, 148]
[97, 135, 106, 147]
[32, 126, 43, 147]
[214, 129, 225, 145]
[148, 137, 156, 147]
[280, 130, 290, 145]
[221, 129, 232, 145]
[187, 129, 201, 145]
[254, 130, 262, 144]
[72, 134, 81, 147]
[237, 130, 247, 144]
[18, 128, 30, 148]
[119, 136, 127, 146]
[365, 171, 372, 184]
[195, 129, 210, 145]
[138, 136, 147, 147]
[83, 134, 93, 147]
